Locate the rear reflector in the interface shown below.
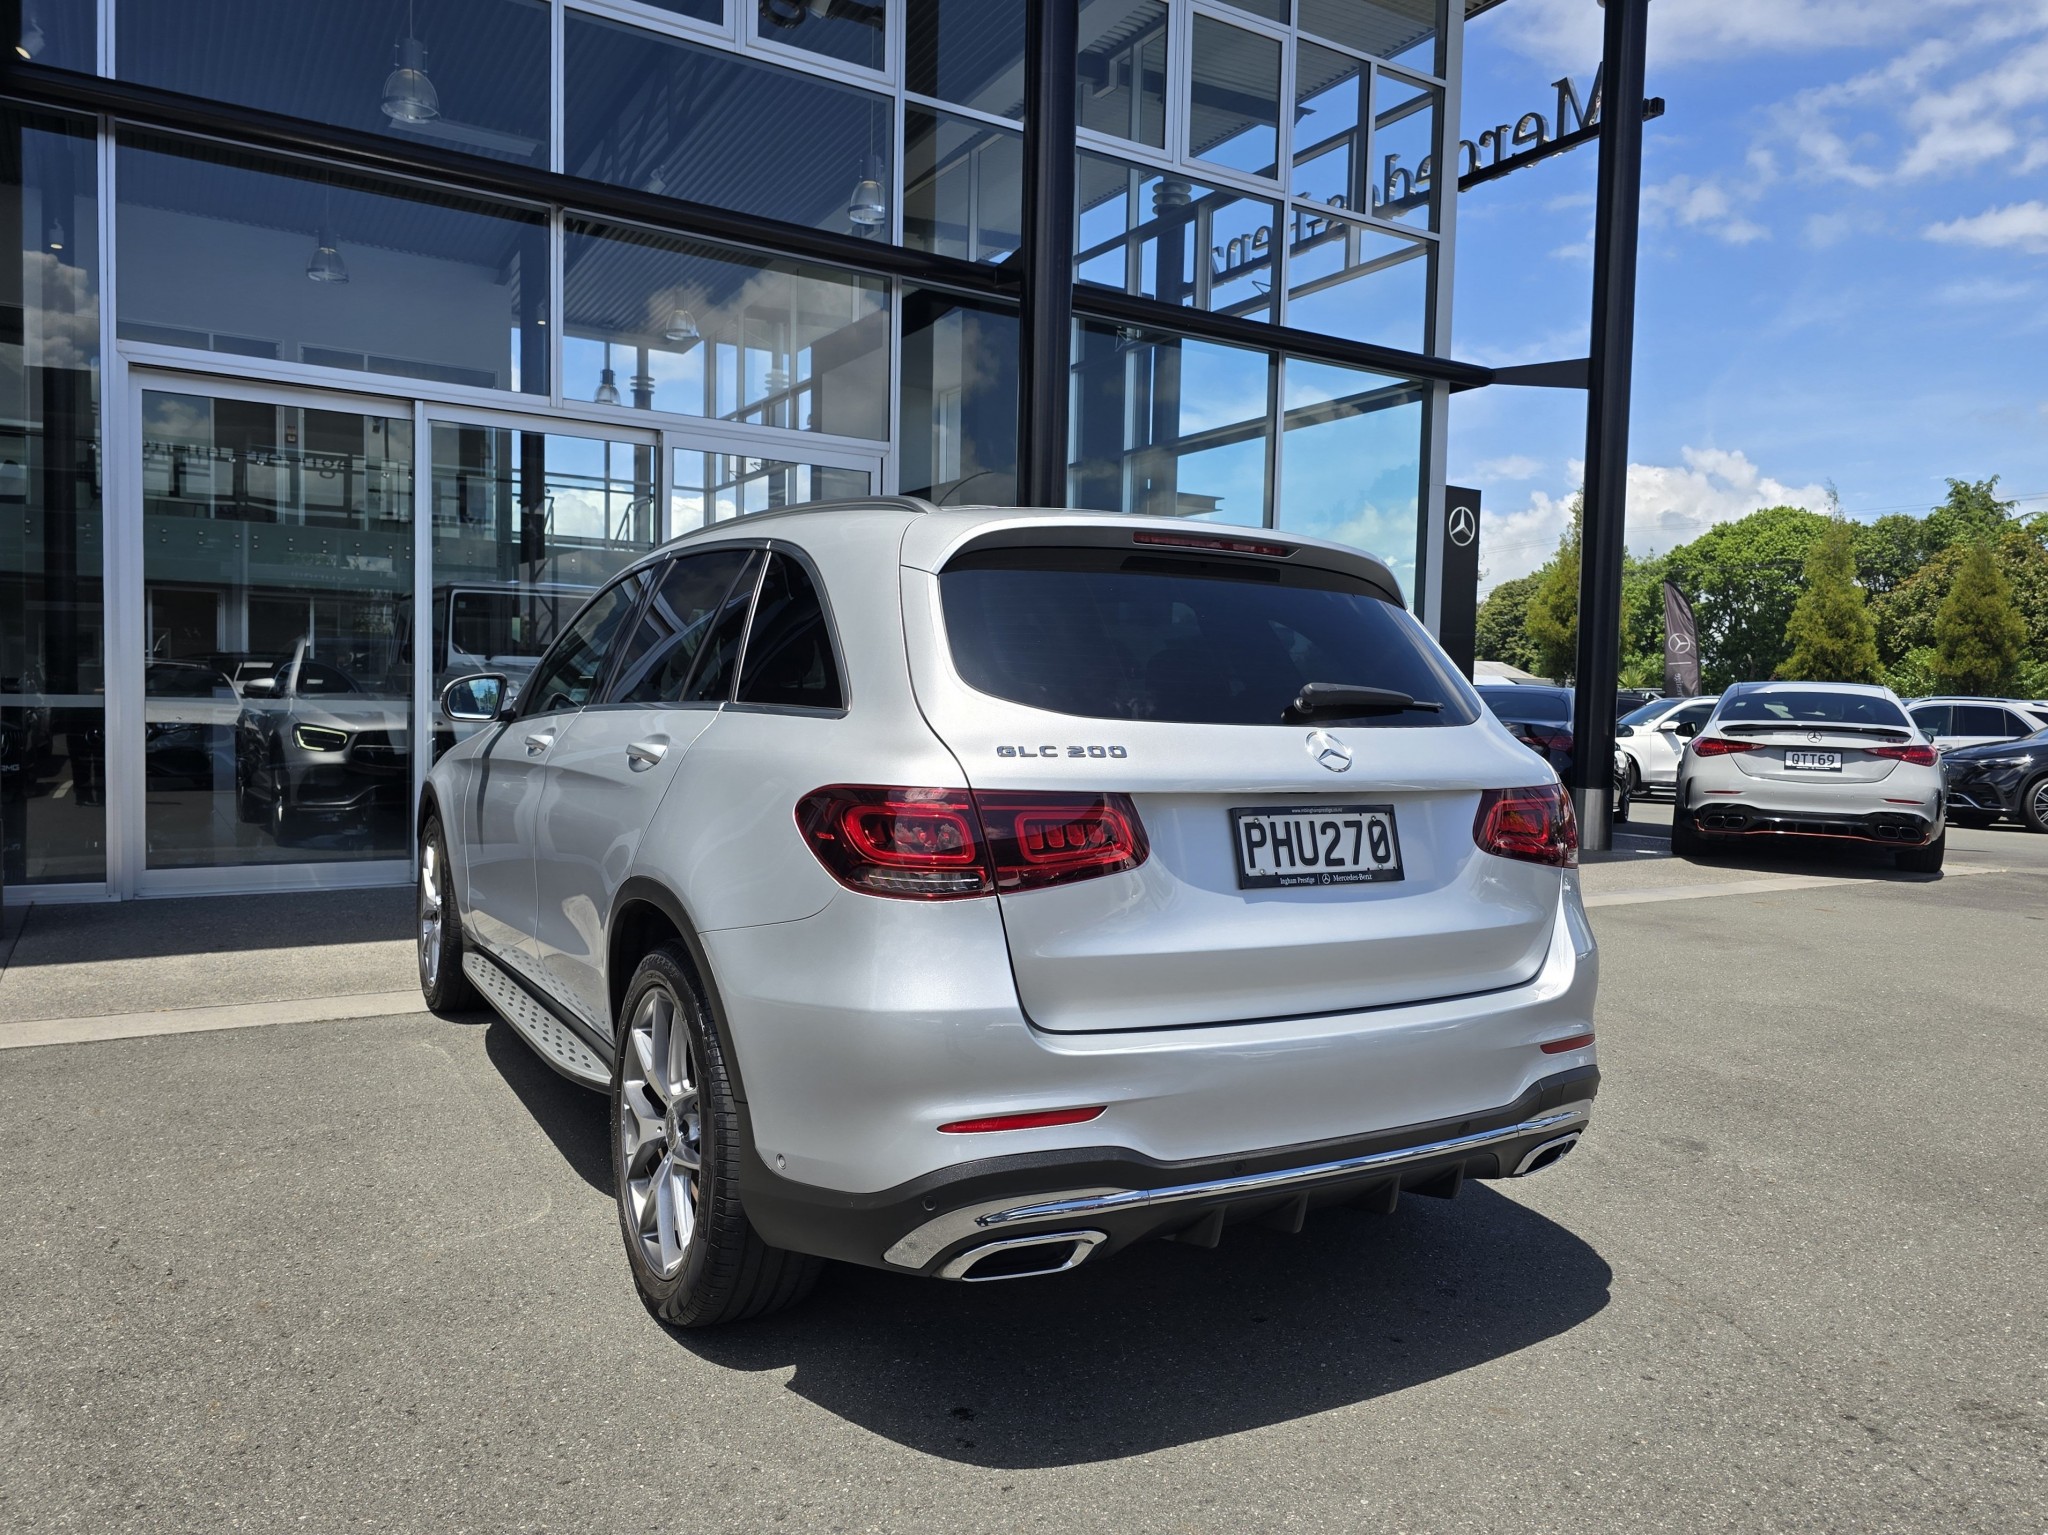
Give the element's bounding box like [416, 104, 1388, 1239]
[1540, 1032, 1595, 1054]
[1473, 783, 1578, 868]
[1869, 743, 1938, 767]
[1692, 736, 1759, 757]
[1132, 529, 1294, 558]
[796, 786, 1147, 900]
[939, 1106, 1106, 1134]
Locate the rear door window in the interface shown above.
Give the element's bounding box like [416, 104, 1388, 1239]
[1956, 704, 2015, 737]
[1911, 705, 1950, 736]
[609, 549, 758, 706]
[939, 546, 1474, 726]
[736, 554, 844, 711]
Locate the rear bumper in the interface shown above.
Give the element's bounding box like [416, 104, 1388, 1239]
[1690, 804, 1939, 845]
[738, 1067, 1598, 1277]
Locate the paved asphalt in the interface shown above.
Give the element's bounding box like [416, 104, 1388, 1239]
[3, 813, 2045, 1533]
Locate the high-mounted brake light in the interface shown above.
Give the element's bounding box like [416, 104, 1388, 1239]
[1868, 743, 1937, 767]
[1132, 529, 1294, 558]
[939, 1106, 1106, 1134]
[1691, 736, 1758, 757]
[796, 786, 1148, 900]
[1473, 783, 1578, 868]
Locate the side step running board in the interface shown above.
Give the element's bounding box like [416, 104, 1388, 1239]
[463, 951, 611, 1090]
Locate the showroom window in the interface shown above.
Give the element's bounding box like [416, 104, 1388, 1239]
[115, 130, 550, 395]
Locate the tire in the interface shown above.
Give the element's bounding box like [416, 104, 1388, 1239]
[1626, 758, 1643, 795]
[2023, 775, 2048, 835]
[417, 816, 480, 1012]
[1670, 802, 1702, 857]
[612, 942, 821, 1328]
[1896, 831, 1946, 874]
[1612, 773, 1632, 825]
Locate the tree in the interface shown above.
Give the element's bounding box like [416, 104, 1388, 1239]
[1777, 519, 1880, 682]
[1854, 513, 1930, 598]
[1933, 541, 2027, 694]
[1923, 476, 2015, 555]
[1522, 499, 1582, 681]
[1661, 505, 1833, 689]
[1474, 573, 1542, 673]
[1619, 551, 1670, 688]
[1874, 521, 2048, 669]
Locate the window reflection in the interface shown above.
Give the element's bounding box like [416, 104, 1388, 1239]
[905, 108, 1023, 263]
[1371, 75, 1441, 229]
[115, 131, 548, 394]
[1077, 153, 1277, 322]
[1077, 0, 1168, 149]
[1293, 40, 1367, 207]
[566, 13, 893, 238]
[1285, 213, 1429, 352]
[900, 287, 1018, 507]
[116, 0, 550, 167]
[562, 219, 889, 440]
[907, 0, 1026, 119]
[1, 108, 104, 886]
[1298, 0, 1440, 75]
[1189, 15, 1281, 178]
[670, 450, 870, 531]
[1279, 359, 1423, 592]
[756, 0, 887, 72]
[1070, 320, 1272, 527]
[13, 0, 94, 72]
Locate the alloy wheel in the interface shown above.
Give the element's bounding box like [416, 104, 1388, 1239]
[2032, 778, 2048, 826]
[417, 839, 443, 988]
[620, 985, 702, 1278]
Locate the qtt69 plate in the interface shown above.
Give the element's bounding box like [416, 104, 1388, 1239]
[1231, 804, 1403, 889]
[1784, 750, 1841, 772]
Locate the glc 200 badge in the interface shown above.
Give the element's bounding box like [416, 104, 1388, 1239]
[997, 744, 1129, 759]
[1307, 729, 1353, 773]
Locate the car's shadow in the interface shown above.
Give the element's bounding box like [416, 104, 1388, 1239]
[669, 1186, 1611, 1468]
[1605, 816, 1957, 881]
[482, 1016, 612, 1192]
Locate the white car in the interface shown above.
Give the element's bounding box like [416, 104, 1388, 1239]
[1672, 681, 1945, 871]
[1615, 694, 1717, 795]
[417, 501, 1600, 1325]
[1905, 697, 2048, 755]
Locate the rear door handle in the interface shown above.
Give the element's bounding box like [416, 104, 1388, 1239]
[524, 730, 555, 757]
[626, 739, 669, 771]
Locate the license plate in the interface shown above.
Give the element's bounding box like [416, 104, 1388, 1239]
[1784, 751, 1841, 772]
[1231, 804, 1403, 889]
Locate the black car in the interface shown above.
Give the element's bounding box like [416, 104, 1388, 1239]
[1942, 728, 2048, 833]
[1474, 684, 1632, 824]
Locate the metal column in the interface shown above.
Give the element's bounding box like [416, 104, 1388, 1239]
[1015, 0, 1078, 507]
[1569, 0, 1651, 851]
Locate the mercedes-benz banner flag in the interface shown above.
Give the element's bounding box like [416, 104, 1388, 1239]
[1662, 581, 1700, 696]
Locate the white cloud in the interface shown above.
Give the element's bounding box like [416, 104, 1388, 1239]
[1925, 199, 2048, 253]
[1937, 275, 2037, 304]
[1473, 454, 1545, 482]
[1477, 449, 1833, 593]
[1645, 174, 1770, 244]
[1483, 0, 1963, 71]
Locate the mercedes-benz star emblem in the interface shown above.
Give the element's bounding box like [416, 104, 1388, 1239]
[1668, 633, 1694, 654]
[1807, 731, 1824, 744]
[1448, 504, 1476, 547]
[1307, 728, 1353, 773]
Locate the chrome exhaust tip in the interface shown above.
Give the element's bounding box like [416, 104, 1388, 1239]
[1510, 1132, 1581, 1176]
[936, 1229, 1107, 1282]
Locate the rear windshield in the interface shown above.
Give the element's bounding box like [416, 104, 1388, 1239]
[1718, 690, 1910, 729]
[1477, 688, 1572, 724]
[939, 546, 1476, 727]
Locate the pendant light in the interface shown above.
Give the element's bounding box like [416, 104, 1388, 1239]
[306, 184, 349, 283]
[663, 308, 700, 345]
[846, 153, 886, 236]
[381, 0, 441, 124]
[17, 12, 44, 60]
[44, 220, 63, 253]
[594, 341, 622, 406]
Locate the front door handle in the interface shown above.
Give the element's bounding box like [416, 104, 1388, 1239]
[524, 729, 555, 758]
[626, 739, 669, 771]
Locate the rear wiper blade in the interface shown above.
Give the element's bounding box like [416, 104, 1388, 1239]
[1282, 682, 1442, 722]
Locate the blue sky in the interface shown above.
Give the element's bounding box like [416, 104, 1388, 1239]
[1446, 0, 2048, 591]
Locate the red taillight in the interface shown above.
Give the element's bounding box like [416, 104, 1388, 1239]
[1540, 1032, 1595, 1054]
[1474, 783, 1579, 868]
[795, 786, 1148, 900]
[1869, 743, 1937, 767]
[1132, 529, 1294, 558]
[1691, 736, 1758, 757]
[939, 1106, 1106, 1134]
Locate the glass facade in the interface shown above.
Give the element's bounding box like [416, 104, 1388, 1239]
[1, 0, 1459, 896]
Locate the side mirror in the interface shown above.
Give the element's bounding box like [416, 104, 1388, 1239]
[440, 672, 508, 724]
[1674, 720, 1700, 739]
[238, 676, 279, 699]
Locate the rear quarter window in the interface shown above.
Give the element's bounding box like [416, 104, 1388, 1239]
[938, 546, 1476, 727]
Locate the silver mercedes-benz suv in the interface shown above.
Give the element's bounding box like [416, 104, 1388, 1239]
[418, 500, 1600, 1325]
